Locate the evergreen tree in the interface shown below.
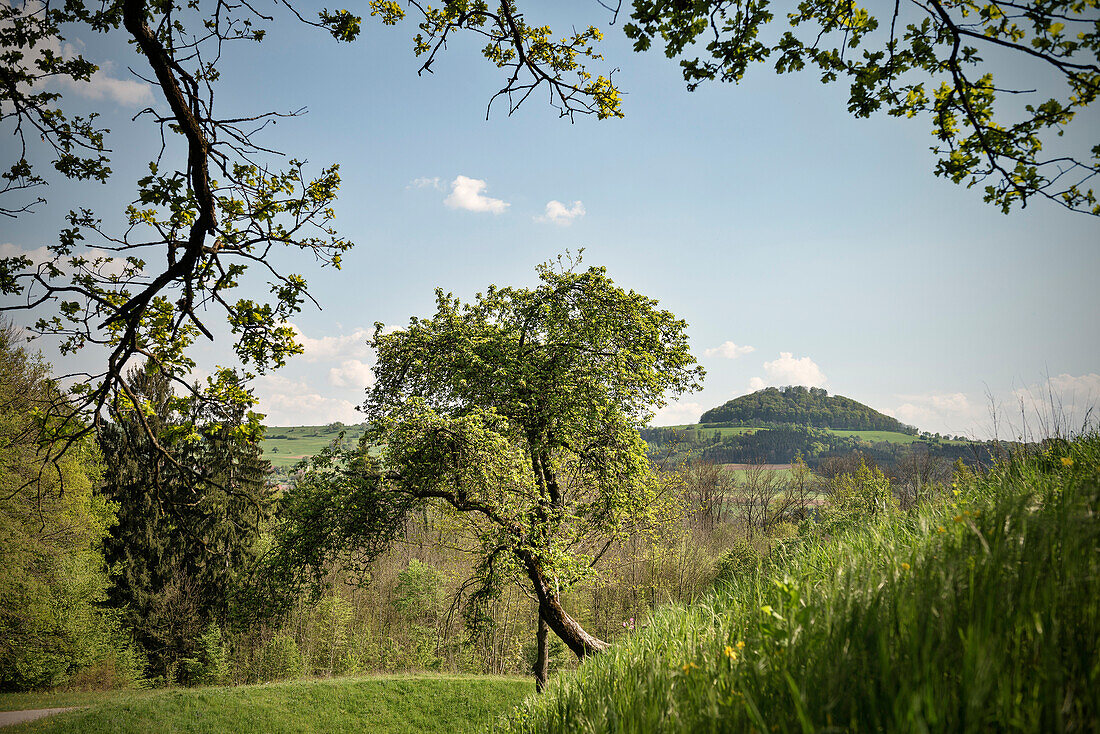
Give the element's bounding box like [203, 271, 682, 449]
[98, 366, 272, 683]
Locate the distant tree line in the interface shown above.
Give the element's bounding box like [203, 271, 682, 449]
[642, 424, 988, 470]
[699, 386, 918, 433]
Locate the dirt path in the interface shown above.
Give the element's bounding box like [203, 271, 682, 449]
[0, 707, 78, 727]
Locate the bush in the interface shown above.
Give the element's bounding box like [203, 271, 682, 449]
[714, 539, 760, 586]
[180, 623, 229, 686]
[255, 633, 305, 682]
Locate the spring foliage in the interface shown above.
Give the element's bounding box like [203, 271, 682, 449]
[0, 325, 137, 690]
[268, 258, 702, 660]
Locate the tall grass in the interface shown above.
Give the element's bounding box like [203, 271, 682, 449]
[496, 434, 1100, 733]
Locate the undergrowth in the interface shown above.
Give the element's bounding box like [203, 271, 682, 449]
[496, 434, 1100, 733]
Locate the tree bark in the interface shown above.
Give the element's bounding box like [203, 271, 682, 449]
[533, 615, 549, 693]
[519, 550, 608, 659]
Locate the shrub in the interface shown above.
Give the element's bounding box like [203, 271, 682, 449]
[180, 623, 229, 686]
[254, 633, 304, 682]
[714, 539, 760, 586]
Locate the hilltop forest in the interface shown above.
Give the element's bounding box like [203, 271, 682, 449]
[642, 387, 980, 470]
[700, 387, 915, 432]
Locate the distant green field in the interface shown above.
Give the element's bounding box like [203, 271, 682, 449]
[4, 675, 533, 734]
[262, 424, 366, 468]
[821, 429, 970, 446]
[657, 423, 960, 446]
[262, 422, 967, 470]
[821, 428, 922, 444]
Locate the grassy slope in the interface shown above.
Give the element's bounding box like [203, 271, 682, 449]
[262, 425, 366, 469]
[497, 436, 1100, 733]
[5, 675, 533, 734]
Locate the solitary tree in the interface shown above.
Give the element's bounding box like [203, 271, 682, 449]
[269, 257, 702, 689]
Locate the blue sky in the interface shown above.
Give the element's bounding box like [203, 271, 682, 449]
[3, 4, 1098, 439]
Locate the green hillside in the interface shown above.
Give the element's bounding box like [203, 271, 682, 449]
[495, 434, 1100, 733]
[262, 423, 366, 469]
[5, 675, 532, 734]
[699, 386, 915, 433]
[642, 388, 975, 468]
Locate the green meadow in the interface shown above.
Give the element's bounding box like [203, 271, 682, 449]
[4, 675, 533, 734]
[262, 424, 367, 468]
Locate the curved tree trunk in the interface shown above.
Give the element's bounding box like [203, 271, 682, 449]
[520, 551, 608, 659]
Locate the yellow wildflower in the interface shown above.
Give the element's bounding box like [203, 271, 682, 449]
[954, 515, 964, 523]
[900, 562, 910, 571]
[682, 662, 697, 674]
[1061, 456, 1074, 467]
[937, 525, 946, 534]
[724, 646, 738, 661]
[736, 640, 745, 650]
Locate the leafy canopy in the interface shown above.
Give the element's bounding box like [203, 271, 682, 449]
[625, 0, 1100, 215]
[268, 257, 701, 654]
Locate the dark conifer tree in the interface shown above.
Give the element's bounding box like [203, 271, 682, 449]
[98, 366, 272, 682]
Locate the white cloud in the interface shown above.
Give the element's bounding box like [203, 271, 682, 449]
[329, 359, 374, 389]
[535, 200, 585, 225]
[22, 31, 153, 107]
[891, 392, 977, 433]
[749, 352, 828, 390]
[0, 242, 50, 264]
[650, 400, 703, 426]
[254, 324, 378, 423]
[1010, 373, 1100, 435]
[408, 176, 441, 190]
[884, 375, 1100, 439]
[287, 323, 372, 362]
[444, 175, 509, 214]
[704, 341, 755, 359]
[254, 374, 361, 426]
[58, 62, 152, 106]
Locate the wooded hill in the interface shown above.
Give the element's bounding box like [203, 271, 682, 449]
[699, 386, 916, 433]
[643, 386, 982, 469]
